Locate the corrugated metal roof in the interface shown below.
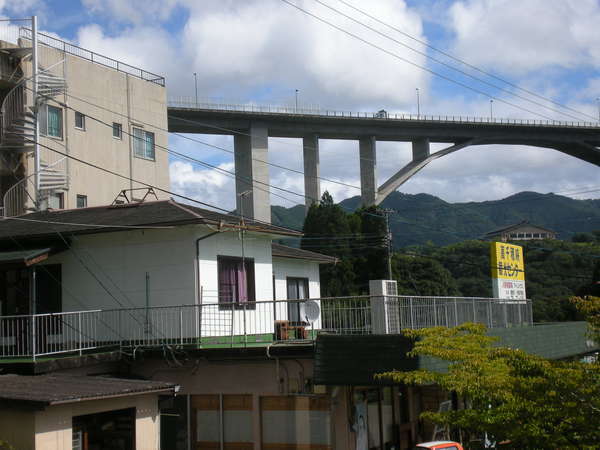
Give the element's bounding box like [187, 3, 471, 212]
[0, 375, 175, 407]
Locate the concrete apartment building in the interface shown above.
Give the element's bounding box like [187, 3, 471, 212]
[0, 22, 169, 216]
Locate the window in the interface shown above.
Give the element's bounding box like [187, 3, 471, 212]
[287, 277, 309, 323]
[192, 395, 253, 449]
[76, 195, 87, 208]
[74, 111, 85, 130]
[39, 104, 63, 138]
[133, 127, 155, 160]
[217, 256, 255, 307]
[113, 122, 122, 139]
[47, 192, 64, 209]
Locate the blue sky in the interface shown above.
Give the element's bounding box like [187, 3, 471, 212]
[5, 0, 600, 210]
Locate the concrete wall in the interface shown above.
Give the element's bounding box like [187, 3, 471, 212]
[136, 358, 317, 450]
[0, 394, 159, 450]
[0, 409, 35, 450]
[35, 394, 159, 450]
[19, 41, 170, 209]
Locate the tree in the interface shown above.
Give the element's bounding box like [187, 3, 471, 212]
[302, 192, 357, 296]
[570, 295, 600, 343]
[377, 323, 600, 448]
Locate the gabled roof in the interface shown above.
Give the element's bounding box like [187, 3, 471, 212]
[0, 199, 301, 244]
[272, 243, 337, 264]
[483, 220, 556, 237]
[0, 375, 175, 409]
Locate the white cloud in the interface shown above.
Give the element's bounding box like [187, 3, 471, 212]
[448, 0, 600, 74]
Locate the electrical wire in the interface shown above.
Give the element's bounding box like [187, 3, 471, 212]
[279, 0, 577, 121]
[333, 0, 599, 122]
[311, 0, 593, 122]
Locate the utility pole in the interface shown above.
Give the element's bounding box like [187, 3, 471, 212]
[382, 209, 394, 280]
[490, 99, 494, 121]
[238, 190, 252, 301]
[596, 97, 599, 123]
[32, 15, 40, 210]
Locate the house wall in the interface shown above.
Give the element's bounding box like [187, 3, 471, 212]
[0, 409, 35, 450]
[42, 226, 320, 340]
[135, 358, 322, 450]
[33, 394, 159, 450]
[0, 394, 159, 450]
[20, 40, 169, 209]
[273, 256, 321, 300]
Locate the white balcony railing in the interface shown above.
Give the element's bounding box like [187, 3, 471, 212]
[0, 296, 532, 360]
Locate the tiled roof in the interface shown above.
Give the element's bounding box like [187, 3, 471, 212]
[0, 199, 301, 244]
[0, 375, 175, 407]
[271, 243, 337, 263]
[483, 220, 556, 237]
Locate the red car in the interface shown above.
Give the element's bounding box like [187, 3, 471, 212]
[415, 441, 464, 450]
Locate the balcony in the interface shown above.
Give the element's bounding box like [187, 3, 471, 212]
[0, 296, 533, 360]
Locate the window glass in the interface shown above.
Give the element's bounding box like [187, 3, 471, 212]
[217, 256, 255, 305]
[47, 105, 63, 138]
[287, 277, 309, 323]
[76, 195, 87, 208]
[75, 111, 85, 130]
[133, 127, 155, 160]
[47, 192, 64, 209]
[113, 122, 122, 139]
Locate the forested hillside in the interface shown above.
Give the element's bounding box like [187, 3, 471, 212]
[272, 191, 600, 247]
[297, 192, 600, 322]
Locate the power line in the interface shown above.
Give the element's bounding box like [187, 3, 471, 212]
[279, 0, 574, 121]
[311, 0, 592, 122]
[333, 0, 598, 122]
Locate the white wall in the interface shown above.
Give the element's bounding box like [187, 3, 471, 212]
[273, 257, 321, 300]
[40, 226, 321, 341]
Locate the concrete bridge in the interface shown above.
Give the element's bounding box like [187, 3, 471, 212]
[167, 100, 600, 223]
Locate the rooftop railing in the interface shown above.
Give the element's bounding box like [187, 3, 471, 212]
[0, 295, 532, 360]
[18, 28, 165, 86]
[168, 96, 600, 129]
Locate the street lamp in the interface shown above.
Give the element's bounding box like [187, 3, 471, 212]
[416, 88, 420, 119]
[490, 99, 494, 121]
[596, 97, 599, 123]
[295, 89, 299, 113]
[193, 72, 198, 106]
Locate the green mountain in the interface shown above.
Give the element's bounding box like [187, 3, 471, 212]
[271, 191, 600, 247]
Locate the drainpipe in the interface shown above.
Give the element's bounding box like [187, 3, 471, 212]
[195, 231, 220, 340]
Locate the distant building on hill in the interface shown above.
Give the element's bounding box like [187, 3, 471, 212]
[484, 221, 558, 242]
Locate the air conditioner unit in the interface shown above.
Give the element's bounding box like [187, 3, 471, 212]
[369, 280, 398, 334]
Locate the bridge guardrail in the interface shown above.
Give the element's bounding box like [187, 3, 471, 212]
[168, 97, 600, 129]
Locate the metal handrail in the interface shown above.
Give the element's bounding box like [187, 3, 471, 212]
[19, 28, 165, 87]
[0, 296, 532, 359]
[168, 97, 600, 129]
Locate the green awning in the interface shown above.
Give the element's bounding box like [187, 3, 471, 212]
[0, 248, 52, 266]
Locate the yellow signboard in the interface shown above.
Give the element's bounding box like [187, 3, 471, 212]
[490, 242, 525, 281]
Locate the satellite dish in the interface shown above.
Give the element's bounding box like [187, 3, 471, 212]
[301, 300, 320, 324]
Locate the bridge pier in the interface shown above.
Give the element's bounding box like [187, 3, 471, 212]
[234, 123, 271, 223]
[303, 133, 321, 211]
[359, 136, 377, 206]
[412, 138, 430, 160]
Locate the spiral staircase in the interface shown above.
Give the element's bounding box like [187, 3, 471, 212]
[0, 45, 68, 216]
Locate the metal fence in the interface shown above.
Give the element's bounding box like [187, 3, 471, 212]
[168, 97, 600, 129]
[0, 296, 532, 359]
[18, 28, 165, 86]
